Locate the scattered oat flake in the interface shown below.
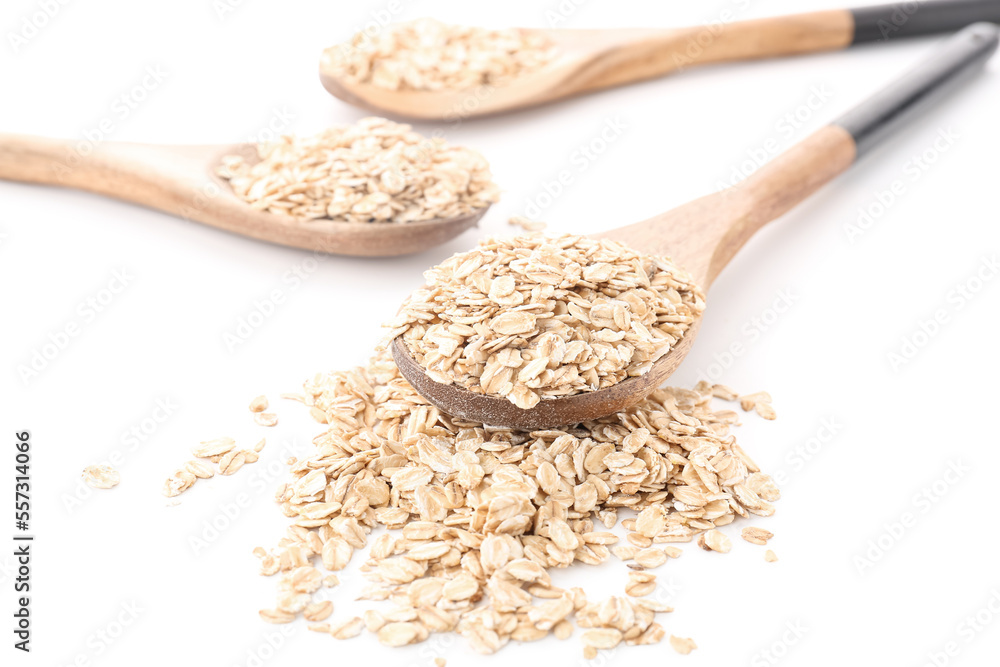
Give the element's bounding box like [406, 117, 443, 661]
[698, 530, 732, 554]
[82, 465, 120, 489]
[625, 572, 657, 597]
[259, 608, 295, 624]
[249, 395, 269, 412]
[741, 526, 774, 545]
[303, 601, 333, 622]
[582, 628, 622, 650]
[509, 215, 547, 232]
[670, 635, 698, 655]
[218, 449, 247, 476]
[765, 550, 779, 562]
[184, 460, 214, 479]
[255, 412, 278, 427]
[248, 348, 779, 655]
[330, 616, 364, 639]
[192, 437, 235, 458]
[634, 548, 668, 569]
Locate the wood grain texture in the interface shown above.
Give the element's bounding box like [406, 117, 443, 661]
[599, 124, 858, 288]
[565, 10, 854, 94]
[394, 125, 858, 427]
[320, 10, 854, 120]
[0, 133, 488, 257]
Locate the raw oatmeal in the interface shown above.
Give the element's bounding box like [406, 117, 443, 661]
[384, 233, 706, 409]
[326, 18, 558, 92]
[252, 350, 778, 656]
[216, 117, 499, 223]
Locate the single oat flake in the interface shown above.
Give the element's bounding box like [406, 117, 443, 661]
[509, 215, 548, 232]
[82, 465, 120, 490]
[670, 634, 698, 655]
[741, 526, 774, 545]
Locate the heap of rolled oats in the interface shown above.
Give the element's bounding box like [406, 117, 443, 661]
[217, 117, 500, 222]
[328, 18, 558, 91]
[383, 234, 706, 409]
[254, 350, 778, 656]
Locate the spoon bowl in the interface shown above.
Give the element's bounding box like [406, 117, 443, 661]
[0, 134, 490, 257]
[391, 23, 998, 428]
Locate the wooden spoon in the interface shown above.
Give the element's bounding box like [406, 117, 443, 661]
[321, 1, 1000, 120]
[393, 23, 999, 429]
[0, 136, 489, 257]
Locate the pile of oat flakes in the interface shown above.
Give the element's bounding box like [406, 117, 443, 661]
[253, 349, 779, 657]
[217, 117, 499, 223]
[327, 18, 558, 92]
[384, 234, 706, 408]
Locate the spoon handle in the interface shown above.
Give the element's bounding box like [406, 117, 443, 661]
[0, 133, 101, 189]
[836, 22, 999, 154]
[0, 133, 223, 220]
[622, 23, 998, 287]
[583, 2, 1000, 95]
[0, 133, 184, 197]
[726, 23, 997, 278]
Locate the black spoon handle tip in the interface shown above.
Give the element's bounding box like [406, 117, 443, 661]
[836, 22, 999, 157]
[851, 0, 1000, 44]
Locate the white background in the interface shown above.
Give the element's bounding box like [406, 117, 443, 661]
[2, 1, 999, 666]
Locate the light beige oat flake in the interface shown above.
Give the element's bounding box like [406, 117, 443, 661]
[554, 620, 573, 640]
[303, 601, 333, 622]
[378, 622, 423, 647]
[634, 548, 668, 569]
[218, 449, 247, 476]
[259, 608, 295, 624]
[82, 465, 120, 489]
[698, 530, 732, 554]
[330, 616, 364, 639]
[509, 215, 547, 232]
[183, 460, 214, 479]
[741, 526, 774, 545]
[582, 628, 623, 650]
[670, 635, 698, 655]
[192, 437, 235, 458]
[255, 412, 278, 427]
[625, 572, 657, 597]
[249, 395, 269, 412]
[765, 549, 779, 562]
